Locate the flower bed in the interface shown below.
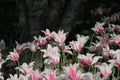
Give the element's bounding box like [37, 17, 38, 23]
[1, 22, 120, 80]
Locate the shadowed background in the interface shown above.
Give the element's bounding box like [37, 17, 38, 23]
[0, 0, 120, 45]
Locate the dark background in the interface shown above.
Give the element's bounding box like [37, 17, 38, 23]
[0, 0, 120, 46]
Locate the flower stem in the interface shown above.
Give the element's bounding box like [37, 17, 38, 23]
[89, 33, 95, 46]
[88, 33, 95, 52]
[57, 64, 60, 76]
[117, 69, 120, 79]
[88, 66, 91, 72]
[40, 51, 43, 70]
[31, 52, 34, 62]
[112, 67, 115, 78]
[61, 46, 65, 65]
[17, 60, 20, 77]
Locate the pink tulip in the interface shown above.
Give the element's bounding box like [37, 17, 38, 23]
[70, 41, 83, 52]
[74, 70, 84, 80]
[70, 34, 89, 52]
[7, 74, 18, 80]
[62, 63, 82, 80]
[59, 45, 72, 54]
[53, 30, 67, 45]
[34, 35, 47, 46]
[41, 44, 60, 58]
[95, 63, 113, 77]
[31, 70, 42, 80]
[96, 34, 110, 46]
[109, 53, 120, 69]
[6, 49, 19, 61]
[78, 53, 102, 66]
[102, 45, 110, 58]
[41, 44, 60, 64]
[109, 59, 120, 69]
[16, 62, 34, 75]
[91, 22, 105, 34]
[115, 25, 120, 32]
[27, 40, 38, 52]
[42, 69, 56, 80]
[50, 55, 60, 64]
[113, 35, 120, 47]
[15, 41, 27, 53]
[41, 29, 55, 41]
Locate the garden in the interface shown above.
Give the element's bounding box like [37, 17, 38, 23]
[0, 0, 120, 80]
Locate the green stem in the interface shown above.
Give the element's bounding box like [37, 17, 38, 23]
[31, 52, 34, 62]
[88, 66, 91, 72]
[88, 33, 95, 52]
[57, 64, 60, 76]
[117, 69, 120, 79]
[61, 46, 65, 65]
[112, 67, 115, 78]
[17, 60, 20, 77]
[90, 34, 95, 45]
[40, 52, 43, 69]
[94, 68, 96, 74]
[62, 51, 65, 65]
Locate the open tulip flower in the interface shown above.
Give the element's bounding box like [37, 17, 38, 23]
[30, 69, 42, 80]
[53, 30, 67, 46]
[15, 41, 27, 53]
[34, 35, 47, 46]
[6, 49, 19, 61]
[91, 22, 105, 34]
[42, 69, 56, 80]
[41, 44, 60, 58]
[70, 34, 89, 52]
[26, 40, 38, 53]
[95, 63, 113, 77]
[112, 35, 120, 47]
[6, 74, 18, 80]
[109, 59, 120, 69]
[16, 62, 34, 75]
[41, 29, 55, 41]
[62, 63, 84, 80]
[78, 53, 102, 66]
[41, 44, 60, 64]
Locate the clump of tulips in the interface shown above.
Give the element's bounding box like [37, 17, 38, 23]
[1, 8, 120, 80]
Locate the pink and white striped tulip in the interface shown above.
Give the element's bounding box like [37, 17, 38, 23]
[70, 41, 83, 52]
[15, 41, 27, 53]
[91, 22, 105, 34]
[53, 30, 67, 45]
[41, 44, 60, 58]
[95, 63, 113, 77]
[112, 35, 120, 47]
[41, 29, 55, 41]
[62, 63, 82, 80]
[70, 34, 89, 52]
[6, 49, 19, 61]
[27, 40, 38, 52]
[16, 62, 34, 75]
[30, 69, 42, 80]
[78, 53, 102, 66]
[7, 74, 18, 80]
[34, 35, 47, 46]
[42, 69, 56, 80]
